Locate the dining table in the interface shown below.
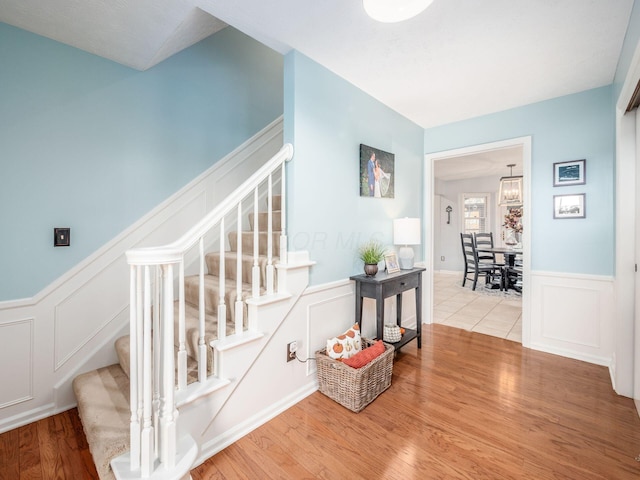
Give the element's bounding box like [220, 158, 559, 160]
[476, 246, 522, 267]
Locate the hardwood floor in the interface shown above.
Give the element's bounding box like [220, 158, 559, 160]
[194, 324, 640, 479]
[3, 324, 640, 479]
[0, 406, 98, 479]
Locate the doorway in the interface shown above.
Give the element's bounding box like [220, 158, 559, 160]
[423, 137, 532, 348]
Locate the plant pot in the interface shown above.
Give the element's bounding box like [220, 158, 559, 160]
[505, 230, 518, 248]
[364, 263, 378, 276]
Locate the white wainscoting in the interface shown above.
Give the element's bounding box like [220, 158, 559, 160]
[0, 117, 284, 433]
[529, 271, 614, 367]
[0, 317, 33, 408]
[306, 290, 354, 375]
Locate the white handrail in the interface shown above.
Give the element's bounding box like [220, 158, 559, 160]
[126, 144, 293, 265]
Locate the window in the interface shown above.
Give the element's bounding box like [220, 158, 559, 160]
[462, 194, 490, 235]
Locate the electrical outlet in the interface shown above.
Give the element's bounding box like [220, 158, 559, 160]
[287, 341, 297, 362]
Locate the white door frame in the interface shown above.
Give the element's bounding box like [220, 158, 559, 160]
[614, 36, 640, 401]
[423, 136, 532, 348]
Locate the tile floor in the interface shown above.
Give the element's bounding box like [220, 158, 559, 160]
[433, 271, 522, 343]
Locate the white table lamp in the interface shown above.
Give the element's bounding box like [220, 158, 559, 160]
[393, 217, 421, 270]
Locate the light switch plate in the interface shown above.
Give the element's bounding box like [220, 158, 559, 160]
[54, 228, 70, 247]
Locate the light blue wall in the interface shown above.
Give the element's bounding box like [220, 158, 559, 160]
[0, 24, 283, 301]
[425, 86, 615, 276]
[284, 51, 424, 285]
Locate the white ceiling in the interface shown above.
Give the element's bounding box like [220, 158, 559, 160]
[433, 145, 523, 182]
[0, 1, 634, 154]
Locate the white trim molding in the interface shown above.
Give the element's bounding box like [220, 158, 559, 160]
[424, 136, 532, 347]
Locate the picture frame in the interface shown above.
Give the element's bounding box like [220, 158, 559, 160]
[385, 253, 400, 273]
[553, 159, 586, 187]
[359, 144, 395, 198]
[553, 194, 585, 219]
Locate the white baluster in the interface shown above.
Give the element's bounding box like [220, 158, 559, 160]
[279, 161, 288, 266]
[141, 266, 154, 477]
[198, 237, 206, 383]
[252, 187, 260, 298]
[135, 269, 144, 468]
[218, 219, 227, 341]
[235, 202, 244, 335]
[160, 264, 176, 468]
[152, 267, 161, 457]
[266, 175, 274, 294]
[177, 260, 187, 389]
[128, 265, 140, 471]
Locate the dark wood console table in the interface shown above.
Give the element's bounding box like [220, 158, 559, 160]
[349, 267, 425, 351]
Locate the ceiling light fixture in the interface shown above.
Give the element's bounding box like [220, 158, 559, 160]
[498, 164, 523, 206]
[363, 0, 434, 23]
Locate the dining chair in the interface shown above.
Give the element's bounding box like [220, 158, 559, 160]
[504, 265, 523, 293]
[460, 233, 502, 291]
[473, 232, 505, 267]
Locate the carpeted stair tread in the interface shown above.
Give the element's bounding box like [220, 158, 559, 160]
[114, 336, 130, 378]
[228, 231, 281, 256]
[205, 251, 277, 286]
[248, 211, 282, 232]
[115, 334, 200, 383]
[115, 299, 241, 381]
[183, 273, 254, 322]
[73, 363, 130, 480]
[271, 194, 281, 211]
[179, 301, 239, 372]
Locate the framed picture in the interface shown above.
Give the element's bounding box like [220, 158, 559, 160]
[553, 194, 585, 219]
[553, 159, 586, 186]
[359, 144, 395, 198]
[385, 253, 400, 273]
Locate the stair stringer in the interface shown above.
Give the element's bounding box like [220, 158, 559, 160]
[169, 255, 316, 468]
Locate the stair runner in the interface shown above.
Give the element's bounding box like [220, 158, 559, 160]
[72, 196, 282, 480]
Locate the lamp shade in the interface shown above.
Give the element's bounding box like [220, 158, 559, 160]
[363, 0, 434, 23]
[394, 218, 420, 270]
[394, 218, 421, 245]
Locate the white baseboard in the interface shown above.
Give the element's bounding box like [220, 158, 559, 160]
[0, 403, 55, 434]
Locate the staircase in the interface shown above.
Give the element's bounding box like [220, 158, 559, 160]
[72, 144, 312, 479]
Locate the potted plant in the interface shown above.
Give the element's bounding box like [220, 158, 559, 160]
[358, 241, 386, 276]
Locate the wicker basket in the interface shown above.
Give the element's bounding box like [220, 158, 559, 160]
[315, 338, 394, 413]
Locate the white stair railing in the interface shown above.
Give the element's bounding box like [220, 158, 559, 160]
[125, 144, 293, 477]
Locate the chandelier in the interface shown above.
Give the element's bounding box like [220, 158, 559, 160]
[498, 164, 523, 206]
